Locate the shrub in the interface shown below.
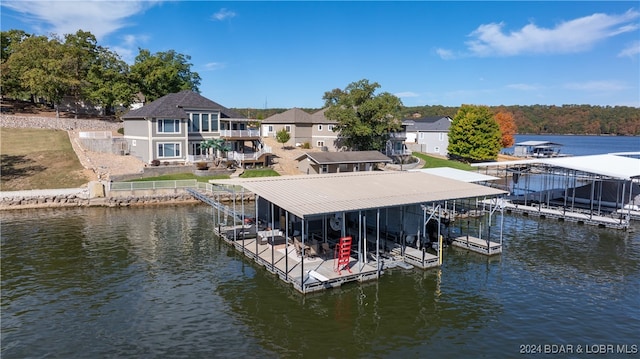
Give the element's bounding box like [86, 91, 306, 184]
[151, 159, 160, 166]
[196, 161, 209, 170]
[301, 142, 311, 149]
[117, 127, 124, 135]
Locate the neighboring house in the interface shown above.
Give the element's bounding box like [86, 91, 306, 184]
[261, 108, 340, 151]
[384, 119, 413, 160]
[122, 90, 271, 166]
[404, 116, 452, 156]
[295, 151, 392, 175]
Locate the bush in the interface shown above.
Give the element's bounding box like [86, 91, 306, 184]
[151, 159, 160, 166]
[117, 127, 124, 135]
[196, 161, 209, 170]
[301, 142, 311, 149]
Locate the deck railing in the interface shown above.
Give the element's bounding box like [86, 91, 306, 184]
[227, 146, 272, 162]
[219, 129, 260, 137]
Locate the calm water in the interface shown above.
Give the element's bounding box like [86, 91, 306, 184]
[506, 134, 640, 156]
[2, 205, 639, 358]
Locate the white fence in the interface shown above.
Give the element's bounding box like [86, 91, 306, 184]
[109, 179, 201, 191]
[79, 131, 112, 139]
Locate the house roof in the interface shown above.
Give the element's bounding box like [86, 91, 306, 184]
[296, 151, 393, 164]
[121, 90, 244, 119]
[262, 108, 337, 124]
[261, 108, 313, 124]
[405, 116, 452, 132]
[211, 171, 507, 218]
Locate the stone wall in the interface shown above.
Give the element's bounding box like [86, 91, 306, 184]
[0, 185, 254, 210]
[0, 115, 122, 131]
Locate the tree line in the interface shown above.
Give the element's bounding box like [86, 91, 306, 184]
[1, 29, 200, 116]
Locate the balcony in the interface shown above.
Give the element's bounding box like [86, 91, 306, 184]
[219, 129, 260, 138]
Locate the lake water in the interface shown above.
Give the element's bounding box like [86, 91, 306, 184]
[506, 134, 640, 156]
[3, 135, 640, 358]
[2, 204, 639, 358]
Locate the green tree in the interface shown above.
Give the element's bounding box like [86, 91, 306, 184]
[130, 49, 201, 102]
[322, 79, 403, 151]
[63, 30, 99, 118]
[200, 138, 231, 166]
[447, 105, 502, 162]
[86, 47, 134, 115]
[1, 29, 30, 97]
[275, 128, 291, 149]
[6, 34, 70, 116]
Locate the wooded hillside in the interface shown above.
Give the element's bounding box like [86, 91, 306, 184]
[238, 104, 640, 135]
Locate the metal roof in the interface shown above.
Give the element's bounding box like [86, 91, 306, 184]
[515, 141, 563, 147]
[299, 151, 392, 164]
[410, 167, 499, 182]
[472, 153, 640, 180]
[211, 171, 506, 218]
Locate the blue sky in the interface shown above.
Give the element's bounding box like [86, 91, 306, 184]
[2, 1, 639, 109]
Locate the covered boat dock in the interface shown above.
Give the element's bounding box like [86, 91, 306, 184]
[198, 171, 507, 293]
[472, 153, 640, 229]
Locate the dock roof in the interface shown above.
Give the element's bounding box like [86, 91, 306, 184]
[472, 153, 640, 180]
[212, 171, 506, 218]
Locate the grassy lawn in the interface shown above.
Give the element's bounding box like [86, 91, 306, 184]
[1, 128, 90, 190]
[240, 168, 280, 178]
[127, 168, 279, 182]
[129, 173, 230, 182]
[413, 152, 474, 171]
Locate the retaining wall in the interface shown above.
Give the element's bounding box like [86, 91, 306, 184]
[0, 115, 122, 131]
[0, 184, 254, 210]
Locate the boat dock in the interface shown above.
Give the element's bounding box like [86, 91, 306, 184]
[472, 153, 640, 230]
[451, 235, 502, 255]
[192, 171, 507, 294]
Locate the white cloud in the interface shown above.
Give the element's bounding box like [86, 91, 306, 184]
[0, 0, 159, 40]
[212, 8, 236, 21]
[466, 9, 640, 56]
[618, 41, 640, 58]
[564, 80, 628, 91]
[435, 48, 456, 60]
[395, 91, 419, 98]
[203, 62, 226, 71]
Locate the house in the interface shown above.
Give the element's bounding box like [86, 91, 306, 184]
[404, 116, 452, 156]
[261, 108, 341, 151]
[384, 119, 413, 161]
[295, 151, 393, 174]
[122, 90, 271, 166]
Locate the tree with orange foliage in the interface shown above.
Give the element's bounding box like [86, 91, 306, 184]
[494, 111, 517, 148]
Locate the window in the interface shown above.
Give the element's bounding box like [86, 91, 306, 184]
[328, 125, 334, 131]
[191, 143, 205, 156]
[202, 114, 209, 132]
[268, 125, 273, 132]
[190, 114, 200, 132]
[434, 146, 440, 153]
[320, 164, 328, 174]
[318, 125, 323, 131]
[157, 119, 180, 133]
[285, 125, 291, 132]
[210, 112, 219, 131]
[316, 140, 325, 147]
[157, 143, 181, 158]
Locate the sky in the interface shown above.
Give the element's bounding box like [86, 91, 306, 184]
[1, 1, 639, 109]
